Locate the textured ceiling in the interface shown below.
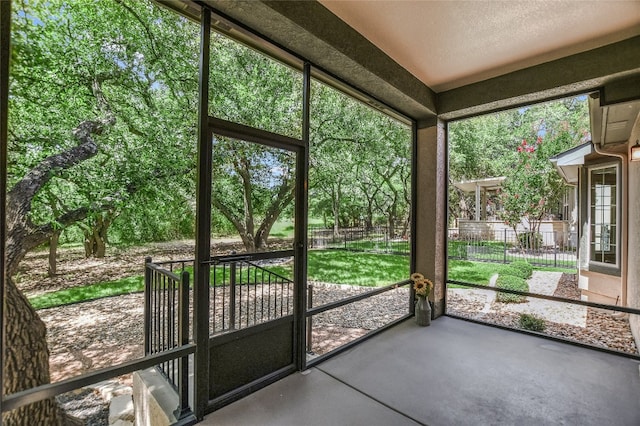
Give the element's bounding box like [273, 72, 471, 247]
[319, 1, 640, 92]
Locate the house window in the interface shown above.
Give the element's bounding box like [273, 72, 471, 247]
[589, 165, 618, 265]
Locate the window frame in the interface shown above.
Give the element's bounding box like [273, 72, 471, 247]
[587, 162, 621, 272]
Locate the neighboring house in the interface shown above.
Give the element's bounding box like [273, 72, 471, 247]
[453, 176, 575, 247]
[552, 91, 640, 347]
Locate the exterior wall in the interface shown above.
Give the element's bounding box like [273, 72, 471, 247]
[457, 220, 570, 246]
[627, 115, 640, 347]
[576, 108, 640, 350]
[578, 270, 622, 305]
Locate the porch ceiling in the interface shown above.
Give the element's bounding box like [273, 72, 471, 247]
[319, 1, 640, 93]
[185, 1, 640, 122]
[453, 177, 506, 193]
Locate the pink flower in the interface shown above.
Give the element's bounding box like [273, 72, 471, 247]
[536, 136, 543, 144]
[521, 140, 527, 146]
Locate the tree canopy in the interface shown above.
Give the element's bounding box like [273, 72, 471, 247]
[448, 97, 590, 224]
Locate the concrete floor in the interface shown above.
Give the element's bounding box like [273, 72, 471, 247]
[202, 317, 640, 426]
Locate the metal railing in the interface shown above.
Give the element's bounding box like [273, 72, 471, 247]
[1, 260, 196, 422]
[309, 226, 410, 255]
[309, 226, 577, 269]
[206, 252, 294, 335]
[144, 257, 191, 419]
[448, 228, 577, 268]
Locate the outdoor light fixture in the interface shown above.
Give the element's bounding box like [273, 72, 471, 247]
[632, 140, 640, 162]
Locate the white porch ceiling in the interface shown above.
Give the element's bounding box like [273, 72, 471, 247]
[319, 1, 640, 92]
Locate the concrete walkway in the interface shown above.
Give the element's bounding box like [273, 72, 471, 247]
[449, 271, 587, 327]
[509, 271, 587, 327]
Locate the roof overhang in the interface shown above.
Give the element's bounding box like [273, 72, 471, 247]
[453, 177, 506, 193]
[589, 76, 640, 148]
[550, 142, 594, 184]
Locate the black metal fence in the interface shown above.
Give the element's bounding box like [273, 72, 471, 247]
[309, 226, 410, 255]
[207, 254, 294, 335]
[309, 226, 577, 269]
[143, 257, 191, 419]
[448, 228, 577, 268]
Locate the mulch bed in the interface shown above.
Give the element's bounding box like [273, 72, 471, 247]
[448, 273, 638, 354]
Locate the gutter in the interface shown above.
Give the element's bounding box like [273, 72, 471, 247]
[592, 142, 628, 307]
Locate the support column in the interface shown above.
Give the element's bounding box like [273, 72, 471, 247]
[415, 119, 448, 318]
[628, 125, 640, 349]
[194, 11, 211, 420]
[475, 183, 481, 221]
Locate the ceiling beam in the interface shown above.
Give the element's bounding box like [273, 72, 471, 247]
[437, 36, 640, 120]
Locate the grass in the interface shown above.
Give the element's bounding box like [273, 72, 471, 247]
[306, 250, 408, 286]
[269, 219, 295, 238]
[29, 276, 145, 310]
[29, 247, 574, 310]
[495, 274, 529, 303]
[29, 249, 409, 310]
[447, 260, 505, 285]
[338, 240, 410, 254]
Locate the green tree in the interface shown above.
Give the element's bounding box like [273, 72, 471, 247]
[309, 81, 411, 235]
[208, 35, 303, 251]
[5, 1, 199, 422]
[448, 96, 589, 225]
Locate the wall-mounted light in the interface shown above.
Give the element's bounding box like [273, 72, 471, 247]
[632, 140, 640, 162]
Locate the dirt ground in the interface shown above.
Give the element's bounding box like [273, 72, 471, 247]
[16, 239, 238, 298]
[16, 238, 249, 384]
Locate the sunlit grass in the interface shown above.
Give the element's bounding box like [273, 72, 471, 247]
[30, 250, 566, 309]
[29, 276, 145, 310]
[306, 250, 408, 286]
[29, 249, 409, 309]
[447, 260, 501, 285]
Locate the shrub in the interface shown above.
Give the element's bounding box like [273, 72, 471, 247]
[499, 265, 529, 279]
[519, 313, 546, 332]
[509, 260, 533, 279]
[495, 274, 528, 303]
[518, 231, 543, 250]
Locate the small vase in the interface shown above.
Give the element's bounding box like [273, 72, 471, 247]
[415, 297, 431, 326]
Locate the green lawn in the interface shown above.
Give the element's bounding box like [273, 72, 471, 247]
[29, 250, 410, 309]
[29, 249, 574, 310]
[29, 276, 145, 310]
[306, 250, 408, 286]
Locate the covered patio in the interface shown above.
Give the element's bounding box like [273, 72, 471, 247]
[204, 317, 640, 426]
[2, 1, 640, 425]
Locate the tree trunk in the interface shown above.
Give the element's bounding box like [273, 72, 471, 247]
[3, 84, 114, 423]
[82, 213, 112, 258]
[240, 232, 256, 252]
[47, 231, 60, 277]
[2, 277, 63, 425]
[83, 228, 93, 258]
[331, 184, 340, 238]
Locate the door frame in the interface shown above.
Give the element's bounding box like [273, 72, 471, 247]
[195, 116, 308, 415]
